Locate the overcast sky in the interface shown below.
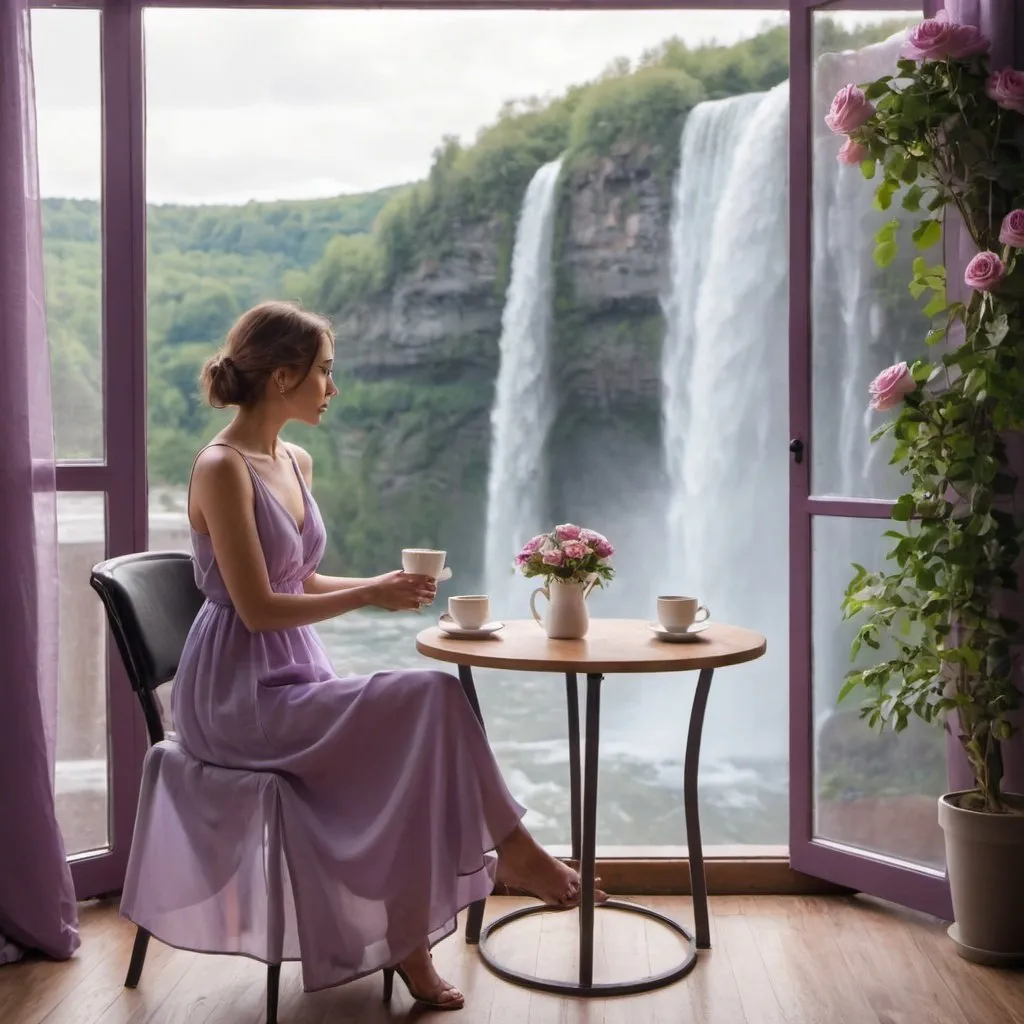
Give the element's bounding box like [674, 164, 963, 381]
[30, 6, 893, 206]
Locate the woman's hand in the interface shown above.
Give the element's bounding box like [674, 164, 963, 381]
[369, 571, 437, 612]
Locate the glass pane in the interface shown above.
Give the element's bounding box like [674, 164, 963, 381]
[142, 6, 818, 853]
[813, 516, 946, 871]
[55, 492, 110, 857]
[31, 10, 104, 462]
[810, 8, 926, 500]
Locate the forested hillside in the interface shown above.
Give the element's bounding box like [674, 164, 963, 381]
[43, 20, 904, 574]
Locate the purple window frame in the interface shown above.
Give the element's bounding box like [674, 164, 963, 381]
[42, 0, 1009, 909]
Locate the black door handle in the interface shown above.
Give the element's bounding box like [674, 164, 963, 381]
[789, 438, 804, 464]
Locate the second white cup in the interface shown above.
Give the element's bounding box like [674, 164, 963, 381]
[448, 595, 490, 630]
[657, 595, 710, 632]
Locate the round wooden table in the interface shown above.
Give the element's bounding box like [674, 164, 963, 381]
[415, 618, 766, 997]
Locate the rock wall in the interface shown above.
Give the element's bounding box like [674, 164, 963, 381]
[329, 138, 678, 583]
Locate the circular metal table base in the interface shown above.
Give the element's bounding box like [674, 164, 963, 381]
[477, 899, 698, 997]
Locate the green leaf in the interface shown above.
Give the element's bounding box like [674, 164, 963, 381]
[861, 159, 877, 180]
[864, 78, 893, 101]
[874, 180, 899, 212]
[902, 184, 924, 212]
[912, 219, 942, 249]
[923, 289, 948, 317]
[877, 219, 900, 245]
[874, 240, 899, 268]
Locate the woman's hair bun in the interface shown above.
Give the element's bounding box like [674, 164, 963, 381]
[201, 353, 249, 408]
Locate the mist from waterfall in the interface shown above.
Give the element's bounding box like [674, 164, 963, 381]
[483, 158, 563, 614]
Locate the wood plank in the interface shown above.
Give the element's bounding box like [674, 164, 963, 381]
[3, 896, 1023, 1024]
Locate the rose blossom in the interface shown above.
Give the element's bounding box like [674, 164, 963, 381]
[869, 362, 916, 412]
[542, 549, 564, 566]
[593, 539, 614, 559]
[520, 534, 547, 557]
[824, 85, 874, 135]
[554, 523, 582, 541]
[899, 17, 988, 61]
[999, 209, 1024, 248]
[964, 251, 1006, 291]
[562, 540, 591, 561]
[837, 138, 869, 166]
[986, 69, 1024, 113]
[947, 24, 990, 59]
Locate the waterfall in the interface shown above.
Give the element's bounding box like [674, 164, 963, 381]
[483, 158, 563, 612]
[659, 84, 791, 760]
[661, 92, 766, 572]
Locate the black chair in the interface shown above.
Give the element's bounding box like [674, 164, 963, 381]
[90, 551, 291, 1020]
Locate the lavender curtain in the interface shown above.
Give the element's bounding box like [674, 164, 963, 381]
[940, 0, 1024, 797]
[0, 0, 80, 963]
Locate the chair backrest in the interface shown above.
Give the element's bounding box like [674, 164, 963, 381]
[90, 550, 204, 745]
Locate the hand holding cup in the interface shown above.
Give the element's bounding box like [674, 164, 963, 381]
[372, 571, 437, 612]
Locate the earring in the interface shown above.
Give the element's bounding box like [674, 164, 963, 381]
[278, 381, 286, 395]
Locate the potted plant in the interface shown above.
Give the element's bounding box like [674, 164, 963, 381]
[516, 525, 615, 639]
[827, 12, 1024, 963]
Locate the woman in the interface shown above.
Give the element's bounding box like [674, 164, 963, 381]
[170, 300, 584, 1010]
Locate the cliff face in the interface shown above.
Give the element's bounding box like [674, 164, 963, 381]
[329, 139, 676, 581]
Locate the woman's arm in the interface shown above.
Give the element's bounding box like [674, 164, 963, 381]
[192, 446, 434, 632]
[303, 572, 385, 595]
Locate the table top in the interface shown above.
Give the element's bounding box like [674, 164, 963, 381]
[415, 619, 766, 674]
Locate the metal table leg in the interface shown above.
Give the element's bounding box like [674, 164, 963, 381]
[565, 672, 581, 863]
[476, 671, 699, 995]
[684, 668, 714, 949]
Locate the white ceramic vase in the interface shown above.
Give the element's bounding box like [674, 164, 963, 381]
[529, 577, 595, 639]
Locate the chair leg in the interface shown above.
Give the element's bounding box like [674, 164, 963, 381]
[465, 898, 486, 945]
[382, 967, 395, 1003]
[124, 927, 151, 989]
[266, 964, 281, 1024]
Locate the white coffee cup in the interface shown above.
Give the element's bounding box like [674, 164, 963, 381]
[402, 548, 447, 579]
[448, 595, 490, 630]
[657, 595, 710, 633]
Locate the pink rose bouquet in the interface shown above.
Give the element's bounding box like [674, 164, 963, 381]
[515, 525, 615, 587]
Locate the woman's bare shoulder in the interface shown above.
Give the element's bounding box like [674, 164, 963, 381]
[283, 441, 314, 485]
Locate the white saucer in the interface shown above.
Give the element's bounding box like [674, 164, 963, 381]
[438, 614, 504, 640]
[647, 621, 711, 643]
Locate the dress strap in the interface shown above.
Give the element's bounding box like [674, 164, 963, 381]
[187, 442, 256, 533]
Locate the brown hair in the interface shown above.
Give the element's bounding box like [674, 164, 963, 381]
[200, 300, 334, 408]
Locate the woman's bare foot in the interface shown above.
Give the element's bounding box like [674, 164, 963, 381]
[495, 826, 607, 908]
[395, 946, 464, 1010]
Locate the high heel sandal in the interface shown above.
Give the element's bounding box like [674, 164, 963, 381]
[381, 962, 465, 1011]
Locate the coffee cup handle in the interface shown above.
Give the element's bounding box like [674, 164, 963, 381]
[695, 605, 710, 623]
[529, 586, 549, 626]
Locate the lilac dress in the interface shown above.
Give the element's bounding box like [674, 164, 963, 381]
[120, 445, 525, 992]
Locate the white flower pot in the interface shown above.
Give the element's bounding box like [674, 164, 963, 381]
[938, 790, 1024, 966]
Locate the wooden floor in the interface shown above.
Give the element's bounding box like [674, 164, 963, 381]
[2, 895, 1022, 1024]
